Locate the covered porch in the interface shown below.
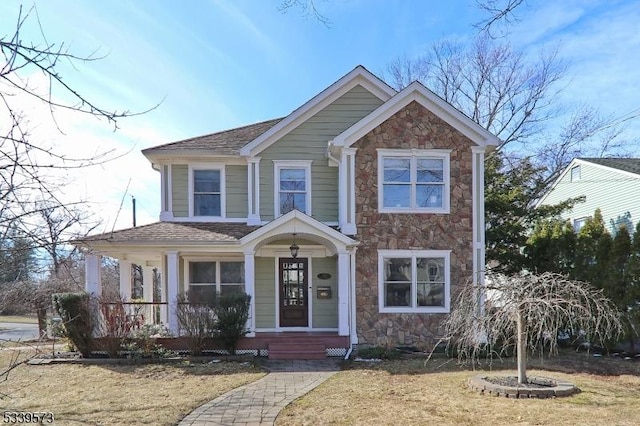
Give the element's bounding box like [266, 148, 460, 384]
[78, 211, 359, 356]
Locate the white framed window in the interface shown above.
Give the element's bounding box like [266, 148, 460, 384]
[185, 259, 245, 304]
[273, 160, 312, 216]
[378, 250, 451, 313]
[573, 217, 588, 233]
[377, 149, 450, 213]
[188, 164, 225, 217]
[570, 165, 581, 182]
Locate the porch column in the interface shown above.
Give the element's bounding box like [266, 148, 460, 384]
[119, 260, 132, 299]
[244, 252, 256, 337]
[338, 250, 350, 336]
[142, 266, 155, 325]
[85, 253, 102, 297]
[166, 251, 179, 334]
[142, 266, 154, 303]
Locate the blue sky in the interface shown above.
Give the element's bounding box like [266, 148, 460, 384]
[1, 0, 639, 232]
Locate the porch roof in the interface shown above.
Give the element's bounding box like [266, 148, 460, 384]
[74, 222, 259, 247]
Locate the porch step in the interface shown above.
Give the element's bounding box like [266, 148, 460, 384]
[268, 343, 327, 360]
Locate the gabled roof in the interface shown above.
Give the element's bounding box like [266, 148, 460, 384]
[579, 158, 640, 176]
[74, 222, 258, 247]
[142, 118, 283, 160]
[332, 81, 501, 148]
[536, 157, 640, 207]
[239, 65, 396, 157]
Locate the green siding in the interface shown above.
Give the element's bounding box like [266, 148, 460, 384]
[260, 85, 384, 221]
[540, 161, 640, 234]
[255, 257, 276, 328]
[171, 164, 188, 217]
[226, 165, 248, 218]
[312, 257, 338, 328]
[178, 258, 185, 294]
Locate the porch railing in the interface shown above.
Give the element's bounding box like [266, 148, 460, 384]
[99, 301, 168, 328]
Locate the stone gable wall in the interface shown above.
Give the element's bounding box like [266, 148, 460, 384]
[352, 100, 475, 348]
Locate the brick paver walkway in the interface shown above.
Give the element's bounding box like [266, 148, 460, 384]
[178, 360, 341, 426]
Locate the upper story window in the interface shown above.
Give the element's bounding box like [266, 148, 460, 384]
[570, 165, 581, 182]
[189, 165, 225, 217]
[378, 250, 451, 314]
[377, 149, 450, 214]
[273, 160, 312, 216]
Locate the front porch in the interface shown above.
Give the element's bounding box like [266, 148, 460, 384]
[79, 212, 359, 358]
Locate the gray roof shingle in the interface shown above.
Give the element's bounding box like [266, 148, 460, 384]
[75, 222, 259, 245]
[580, 158, 640, 176]
[142, 118, 284, 156]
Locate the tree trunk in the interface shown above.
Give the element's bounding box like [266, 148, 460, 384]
[516, 309, 527, 384]
[36, 305, 48, 339]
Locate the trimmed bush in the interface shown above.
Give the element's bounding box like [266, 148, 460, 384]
[52, 292, 95, 357]
[213, 292, 251, 355]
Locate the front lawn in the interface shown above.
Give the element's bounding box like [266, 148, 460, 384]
[278, 351, 640, 425]
[0, 346, 265, 425]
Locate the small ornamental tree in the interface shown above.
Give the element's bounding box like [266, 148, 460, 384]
[442, 272, 622, 384]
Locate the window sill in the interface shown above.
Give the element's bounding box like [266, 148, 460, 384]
[379, 208, 450, 214]
[379, 306, 450, 314]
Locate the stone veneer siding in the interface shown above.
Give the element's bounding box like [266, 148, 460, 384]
[353, 100, 475, 348]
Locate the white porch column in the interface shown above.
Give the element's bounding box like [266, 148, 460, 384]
[142, 266, 154, 303]
[244, 252, 256, 337]
[472, 146, 487, 316]
[85, 254, 102, 297]
[119, 260, 132, 299]
[337, 250, 350, 336]
[166, 251, 179, 334]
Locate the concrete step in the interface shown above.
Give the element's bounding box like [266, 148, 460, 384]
[268, 343, 327, 360]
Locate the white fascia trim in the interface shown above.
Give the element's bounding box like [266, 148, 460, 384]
[377, 249, 451, 314]
[334, 81, 501, 148]
[240, 210, 356, 249]
[239, 66, 396, 157]
[188, 163, 226, 219]
[273, 160, 313, 217]
[377, 149, 451, 214]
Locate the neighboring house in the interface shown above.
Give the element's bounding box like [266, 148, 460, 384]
[537, 158, 640, 234]
[75, 66, 499, 357]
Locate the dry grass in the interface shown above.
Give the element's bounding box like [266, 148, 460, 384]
[0, 347, 266, 425]
[278, 352, 640, 426]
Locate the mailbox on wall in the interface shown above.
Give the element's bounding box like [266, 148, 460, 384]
[317, 286, 332, 299]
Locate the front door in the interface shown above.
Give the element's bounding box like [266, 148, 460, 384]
[279, 258, 308, 327]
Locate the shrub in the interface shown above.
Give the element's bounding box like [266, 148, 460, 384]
[175, 292, 217, 356]
[357, 345, 402, 360]
[52, 292, 95, 357]
[213, 292, 251, 355]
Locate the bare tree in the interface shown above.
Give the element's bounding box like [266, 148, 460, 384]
[1, 5, 149, 385]
[385, 34, 632, 175]
[278, 0, 330, 26]
[475, 0, 528, 37]
[441, 272, 622, 384]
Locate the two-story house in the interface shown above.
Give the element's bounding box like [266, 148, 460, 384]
[76, 66, 499, 357]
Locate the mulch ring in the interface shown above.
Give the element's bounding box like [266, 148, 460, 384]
[469, 375, 579, 399]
